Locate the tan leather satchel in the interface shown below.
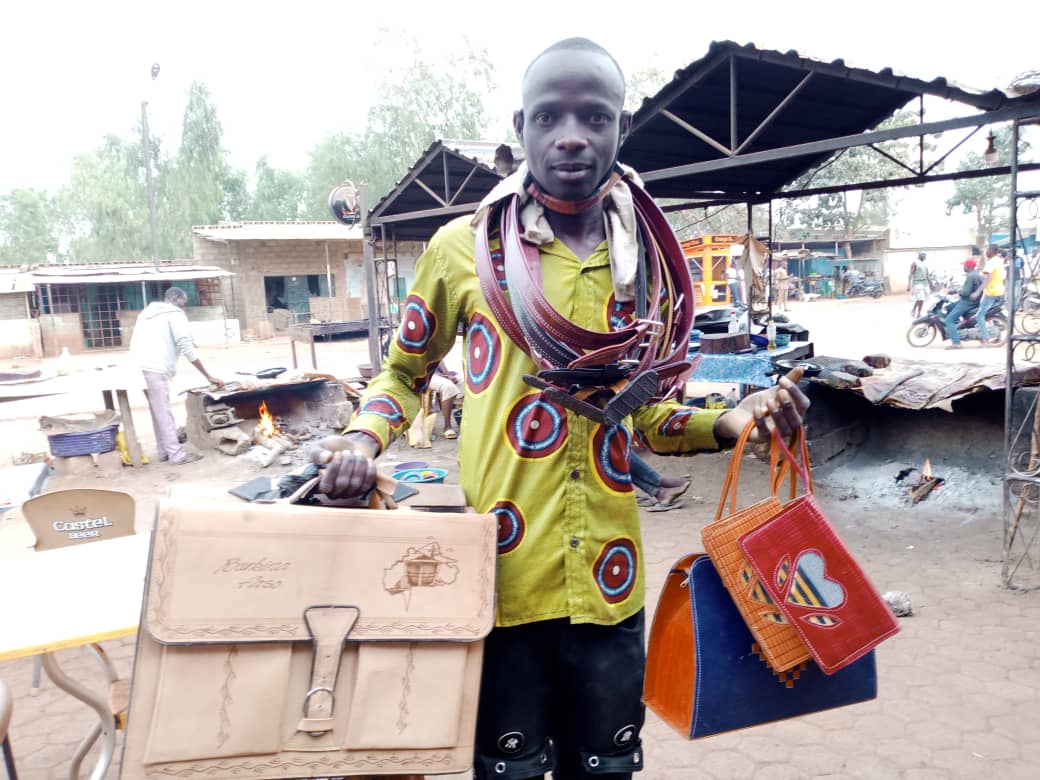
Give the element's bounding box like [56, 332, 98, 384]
[121, 492, 497, 779]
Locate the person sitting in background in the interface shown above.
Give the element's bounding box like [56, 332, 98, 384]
[427, 361, 462, 439]
[630, 451, 690, 511]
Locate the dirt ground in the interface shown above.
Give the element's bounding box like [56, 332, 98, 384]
[2, 294, 1037, 778]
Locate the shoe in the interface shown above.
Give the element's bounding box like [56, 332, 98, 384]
[946, 344, 963, 350]
[171, 452, 203, 465]
[444, 429, 458, 439]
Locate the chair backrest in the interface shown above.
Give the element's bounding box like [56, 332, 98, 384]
[21, 489, 136, 551]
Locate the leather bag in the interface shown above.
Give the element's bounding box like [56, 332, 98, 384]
[121, 492, 497, 780]
[739, 430, 900, 674]
[644, 553, 877, 739]
[700, 420, 812, 672]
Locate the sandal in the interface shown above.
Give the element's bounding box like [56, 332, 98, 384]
[646, 499, 685, 512]
[444, 430, 458, 439]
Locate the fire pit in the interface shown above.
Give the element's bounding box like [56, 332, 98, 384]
[184, 377, 353, 460]
[896, 459, 946, 505]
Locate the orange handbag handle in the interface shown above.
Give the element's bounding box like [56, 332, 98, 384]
[713, 419, 812, 522]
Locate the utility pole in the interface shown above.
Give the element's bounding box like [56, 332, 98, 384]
[142, 63, 160, 270]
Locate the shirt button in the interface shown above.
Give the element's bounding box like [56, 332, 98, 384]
[570, 536, 580, 549]
[570, 469, 581, 480]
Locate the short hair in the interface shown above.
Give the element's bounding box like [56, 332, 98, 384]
[918, 252, 926, 260]
[165, 286, 187, 304]
[524, 37, 626, 95]
[988, 243, 1000, 253]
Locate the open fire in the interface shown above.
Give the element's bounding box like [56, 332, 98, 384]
[896, 458, 945, 505]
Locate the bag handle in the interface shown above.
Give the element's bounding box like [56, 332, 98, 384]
[771, 425, 814, 494]
[713, 419, 808, 522]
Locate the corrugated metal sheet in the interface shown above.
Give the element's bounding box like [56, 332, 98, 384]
[31, 264, 232, 285]
[0, 272, 35, 293]
[192, 221, 363, 242]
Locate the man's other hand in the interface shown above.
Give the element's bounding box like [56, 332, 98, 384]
[310, 432, 381, 499]
[713, 367, 810, 445]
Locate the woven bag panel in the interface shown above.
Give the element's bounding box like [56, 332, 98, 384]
[702, 498, 811, 672]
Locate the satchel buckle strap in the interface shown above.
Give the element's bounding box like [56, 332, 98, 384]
[297, 605, 360, 736]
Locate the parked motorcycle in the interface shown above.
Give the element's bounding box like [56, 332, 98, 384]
[905, 293, 1008, 347]
[842, 269, 884, 299]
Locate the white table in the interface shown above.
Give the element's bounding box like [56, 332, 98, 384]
[0, 533, 150, 779]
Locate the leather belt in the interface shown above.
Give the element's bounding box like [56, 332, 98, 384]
[475, 177, 696, 423]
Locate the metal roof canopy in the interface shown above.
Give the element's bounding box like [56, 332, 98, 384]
[622, 40, 1040, 208]
[30, 264, 232, 285]
[368, 141, 506, 241]
[362, 41, 1040, 239]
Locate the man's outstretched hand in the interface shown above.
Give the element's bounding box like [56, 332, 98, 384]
[712, 367, 810, 445]
[310, 432, 382, 499]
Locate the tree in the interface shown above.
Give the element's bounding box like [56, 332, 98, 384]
[0, 188, 56, 265]
[945, 125, 1029, 245]
[161, 82, 248, 255]
[625, 63, 669, 113]
[302, 44, 495, 216]
[57, 134, 152, 263]
[250, 156, 306, 220]
[777, 110, 932, 251]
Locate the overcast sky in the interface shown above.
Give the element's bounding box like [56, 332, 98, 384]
[3, 0, 1038, 194]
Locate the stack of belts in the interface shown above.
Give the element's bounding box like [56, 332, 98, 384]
[475, 178, 698, 426]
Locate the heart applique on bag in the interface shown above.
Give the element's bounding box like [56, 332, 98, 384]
[776, 551, 844, 627]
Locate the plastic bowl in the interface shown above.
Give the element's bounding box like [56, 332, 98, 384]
[775, 334, 792, 347]
[394, 461, 429, 472]
[392, 467, 448, 484]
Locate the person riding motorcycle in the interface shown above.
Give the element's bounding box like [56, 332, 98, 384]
[945, 258, 983, 350]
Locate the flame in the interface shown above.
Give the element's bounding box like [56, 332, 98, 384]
[922, 458, 932, 479]
[258, 401, 277, 437]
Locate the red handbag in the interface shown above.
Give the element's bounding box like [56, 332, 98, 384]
[738, 429, 900, 674]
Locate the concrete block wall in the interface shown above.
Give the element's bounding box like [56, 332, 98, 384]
[191, 234, 424, 335]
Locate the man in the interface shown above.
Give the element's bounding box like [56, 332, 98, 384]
[314, 39, 808, 779]
[944, 258, 983, 349]
[772, 261, 790, 311]
[726, 262, 741, 304]
[129, 287, 222, 463]
[976, 244, 1005, 343]
[907, 251, 933, 318]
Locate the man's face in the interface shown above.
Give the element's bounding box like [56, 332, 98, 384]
[515, 49, 630, 201]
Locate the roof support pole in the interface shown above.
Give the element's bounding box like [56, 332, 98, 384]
[735, 72, 814, 155]
[442, 151, 451, 202]
[661, 110, 732, 157]
[730, 55, 738, 151]
[360, 185, 383, 372]
[448, 164, 482, 205]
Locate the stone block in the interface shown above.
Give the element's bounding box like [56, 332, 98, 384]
[51, 449, 123, 477]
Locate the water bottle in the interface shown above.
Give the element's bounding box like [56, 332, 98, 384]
[57, 346, 72, 376]
[766, 320, 777, 350]
[727, 311, 739, 335]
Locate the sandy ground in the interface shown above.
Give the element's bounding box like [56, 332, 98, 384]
[1, 294, 1036, 778]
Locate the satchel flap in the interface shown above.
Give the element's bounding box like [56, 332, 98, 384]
[145, 497, 497, 645]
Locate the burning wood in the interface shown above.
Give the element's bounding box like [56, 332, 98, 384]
[897, 458, 946, 505]
[253, 401, 297, 452]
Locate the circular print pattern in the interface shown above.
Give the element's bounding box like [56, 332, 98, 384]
[466, 312, 502, 395]
[657, 409, 695, 437]
[359, 394, 405, 427]
[505, 394, 568, 460]
[593, 538, 638, 605]
[396, 294, 436, 354]
[490, 500, 525, 555]
[592, 424, 633, 493]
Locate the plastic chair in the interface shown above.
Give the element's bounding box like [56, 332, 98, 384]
[1, 679, 17, 779]
[20, 489, 135, 776]
[21, 489, 135, 552]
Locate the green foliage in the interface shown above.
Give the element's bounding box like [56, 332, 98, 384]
[161, 82, 248, 256]
[302, 45, 495, 215]
[945, 126, 1030, 243]
[777, 110, 929, 240]
[625, 63, 669, 114]
[250, 156, 305, 220]
[0, 188, 56, 265]
[57, 134, 152, 262]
